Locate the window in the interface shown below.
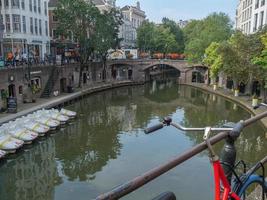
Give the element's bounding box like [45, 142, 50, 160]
[261, 0, 265, 6]
[33, 0, 36, 12]
[34, 18, 38, 34]
[12, 14, 21, 33]
[4, 0, 9, 8]
[255, 0, 259, 8]
[22, 16, 26, 33]
[38, 0, 41, 13]
[254, 13, 258, 31]
[11, 0, 20, 8]
[45, 21, 48, 36]
[52, 15, 58, 22]
[29, 0, 32, 11]
[259, 11, 264, 28]
[21, 0, 24, 9]
[30, 17, 33, 34]
[18, 86, 23, 95]
[44, 1, 47, 16]
[5, 14, 11, 33]
[39, 19, 42, 35]
[52, 29, 57, 38]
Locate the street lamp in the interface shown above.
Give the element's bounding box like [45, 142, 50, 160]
[0, 7, 5, 59]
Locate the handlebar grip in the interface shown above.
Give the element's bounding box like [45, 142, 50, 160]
[144, 123, 164, 134]
[152, 192, 176, 200]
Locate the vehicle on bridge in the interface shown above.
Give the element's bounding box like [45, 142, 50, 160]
[152, 53, 186, 60]
[108, 49, 138, 60]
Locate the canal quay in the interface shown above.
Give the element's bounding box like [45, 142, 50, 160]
[0, 60, 267, 199]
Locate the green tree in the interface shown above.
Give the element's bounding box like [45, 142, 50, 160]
[162, 18, 185, 53]
[55, 0, 100, 86]
[93, 9, 122, 80]
[154, 26, 177, 55]
[218, 39, 248, 90]
[203, 42, 222, 80]
[253, 32, 267, 101]
[184, 12, 232, 63]
[137, 21, 156, 52]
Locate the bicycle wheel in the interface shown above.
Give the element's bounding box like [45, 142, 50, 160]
[236, 175, 267, 200]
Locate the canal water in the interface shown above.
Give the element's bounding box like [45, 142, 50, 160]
[0, 81, 266, 200]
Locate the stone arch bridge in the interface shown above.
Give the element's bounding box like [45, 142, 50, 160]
[107, 59, 208, 84]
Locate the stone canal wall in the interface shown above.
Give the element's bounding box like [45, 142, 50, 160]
[0, 61, 206, 112]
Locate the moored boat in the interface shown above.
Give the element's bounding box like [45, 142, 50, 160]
[0, 132, 24, 153]
[60, 108, 77, 119]
[0, 150, 7, 159]
[2, 122, 39, 144]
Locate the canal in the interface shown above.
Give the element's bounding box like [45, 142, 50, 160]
[0, 81, 266, 200]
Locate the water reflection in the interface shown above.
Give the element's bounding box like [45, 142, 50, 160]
[0, 138, 60, 200]
[0, 80, 266, 200]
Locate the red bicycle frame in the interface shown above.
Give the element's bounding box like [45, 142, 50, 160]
[212, 156, 240, 200]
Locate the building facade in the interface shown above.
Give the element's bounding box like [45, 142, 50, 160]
[177, 19, 190, 28]
[236, 0, 267, 34]
[119, 13, 135, 48]
[120, 2, 146, 48]
[0, 0, 50, 60]
[90, 0, 115, 12]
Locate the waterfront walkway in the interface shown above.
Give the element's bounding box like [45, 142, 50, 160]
[0, 80, 141, 125]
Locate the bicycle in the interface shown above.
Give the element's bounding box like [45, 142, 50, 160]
[145, 117, 267, 200]
[96, 112, 267, 200]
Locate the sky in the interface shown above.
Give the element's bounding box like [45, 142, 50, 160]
[116, 0, 237, 23]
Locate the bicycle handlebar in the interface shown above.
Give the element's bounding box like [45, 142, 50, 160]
[145, 118, 233, 134]
[170, 122, 233, 132]
[145, 123, 164, 134]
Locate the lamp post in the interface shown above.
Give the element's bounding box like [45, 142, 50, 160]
[0, 7, 5, 59]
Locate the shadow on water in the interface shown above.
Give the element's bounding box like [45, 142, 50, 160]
[0, 80, 266, 200]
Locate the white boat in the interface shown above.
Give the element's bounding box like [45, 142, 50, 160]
[60, 108, 77, 119]
[18, 117, 50, 136]
[30, 112, 60, 130]
[3, 122, 39, 144]
[42, 109, 69, 125]
[0, 150, 7, 159]
[0, 131, 24, 153]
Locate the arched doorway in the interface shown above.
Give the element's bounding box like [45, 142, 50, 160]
[60, 78, 67, 93]
[8, 84, 16, 97]
[192, 71, 204, 83]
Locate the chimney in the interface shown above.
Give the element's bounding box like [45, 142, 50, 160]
[136, 1, 140, 9]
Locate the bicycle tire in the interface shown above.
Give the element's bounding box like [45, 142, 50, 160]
[236, 174, 267, 200]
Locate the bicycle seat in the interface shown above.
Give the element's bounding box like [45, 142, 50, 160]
[152, 192, 176, 200]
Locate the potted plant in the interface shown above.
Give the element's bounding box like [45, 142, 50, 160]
[234, 89, 239, 97]
[252, 94, 259, 107]
[213, 84, 217, 91]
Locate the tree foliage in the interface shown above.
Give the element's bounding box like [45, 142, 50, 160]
[153, 26, 177, 54]
[137, 18, 184, 54]
[55, 0, 100, 64]
[253, 32, 267, 90]
[203, 42, 222, 78]
[162, 18, 184, 53]
[55, 0, 121, 84]
[136, 21, 156, 52]
[184, 12, 232, 63]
